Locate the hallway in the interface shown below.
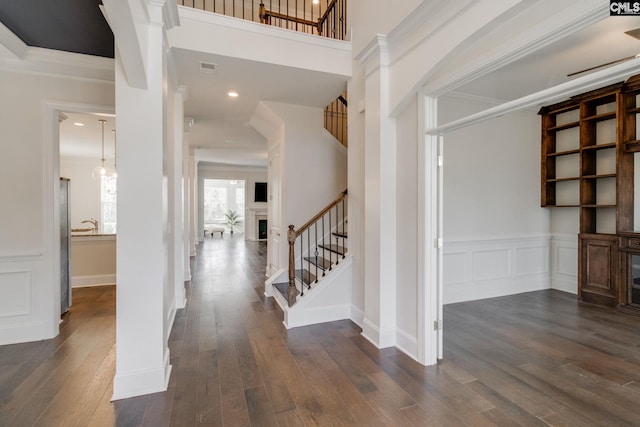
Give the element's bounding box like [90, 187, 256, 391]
[3, 237, 640, 425]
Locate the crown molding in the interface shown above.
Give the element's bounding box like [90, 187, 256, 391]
[354, 34, 389, 76]
[0, 46, 114, 83]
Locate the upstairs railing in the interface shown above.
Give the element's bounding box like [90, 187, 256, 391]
[177, 0, 347, 40]
[287, 189, 347, 305]
[324, 91, 347, 147]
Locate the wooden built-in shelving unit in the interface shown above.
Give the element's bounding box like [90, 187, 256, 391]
[540, 74, 640, 309]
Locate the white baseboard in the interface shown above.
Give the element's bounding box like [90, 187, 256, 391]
[361, 317, 395, 349]
[0, 321, 48, 346]
[72, 274, 116, 288]
[396, 327, 418, 360]
[112, 349, 172, 400]
[350, 305, 364, 328]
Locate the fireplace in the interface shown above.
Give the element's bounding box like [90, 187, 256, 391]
[258, 219, 268, 240]
[247, 208, 267, 241]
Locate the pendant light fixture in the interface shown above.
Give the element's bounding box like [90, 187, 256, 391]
[92, 119, 115, 179]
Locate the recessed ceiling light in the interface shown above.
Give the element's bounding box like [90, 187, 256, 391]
[313, 0, 319, 4]
[74, 122, 85, 126]
[228, 91, 239, 98]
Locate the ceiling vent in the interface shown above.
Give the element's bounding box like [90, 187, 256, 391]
[200, 62, 217, 74]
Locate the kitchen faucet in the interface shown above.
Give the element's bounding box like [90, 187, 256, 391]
[81, 218, 99, 233]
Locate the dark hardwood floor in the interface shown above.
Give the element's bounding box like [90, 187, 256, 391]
[2, 236, 640, 426]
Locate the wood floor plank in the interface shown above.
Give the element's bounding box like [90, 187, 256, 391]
[6, 238, 640, 426]
[245, 386, 278, 427]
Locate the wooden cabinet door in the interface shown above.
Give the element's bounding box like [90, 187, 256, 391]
[579, 234, 619, 307]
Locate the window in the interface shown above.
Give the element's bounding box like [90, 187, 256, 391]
[101, 175, 117, 234]
[203, 179, 245, 233]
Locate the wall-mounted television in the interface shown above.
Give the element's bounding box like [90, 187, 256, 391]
[255, 182, 268, 202]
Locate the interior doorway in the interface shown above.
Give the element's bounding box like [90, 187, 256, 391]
[203, 179, 246, 235]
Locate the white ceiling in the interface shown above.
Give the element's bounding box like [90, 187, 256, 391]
[59, 112, 116, 160]
[59, 15, 640, 164]
[453, 16, 640, 101]
[173, 48, 347, 166]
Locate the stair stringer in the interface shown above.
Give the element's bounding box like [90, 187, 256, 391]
[284, 254, 352, 329]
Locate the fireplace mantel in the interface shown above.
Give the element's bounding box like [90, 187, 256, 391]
[246, 207, 268, 241]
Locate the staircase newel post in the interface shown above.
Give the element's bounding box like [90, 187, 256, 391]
[287, 225, 299, 306]
[259, 3, 267, 24]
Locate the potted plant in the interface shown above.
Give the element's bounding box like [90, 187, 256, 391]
[224, 209, 240, 234]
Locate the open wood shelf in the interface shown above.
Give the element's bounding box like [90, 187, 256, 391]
[547, 121, 580, 132]
[581, 174, 616, 179]
[546, 176, 580, 183]
[547, 149, 580, 157]
[582, 142, 616, 151]
[582, 111, 616, 122]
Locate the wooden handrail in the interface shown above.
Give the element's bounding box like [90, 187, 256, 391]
[317, 0, 338, 28]
[294, 189, 347, 238]
[261, 9, 317, 27]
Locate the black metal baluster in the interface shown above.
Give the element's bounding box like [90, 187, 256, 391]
[322, 214, 326, 275]
[342, 197, 346, 258]
[334, 204, 339, 265]
[328, 207, 333, 268]
[314, 222, 319, 283]
[306, 226, 310, 288]
[299, 233, 304, 296]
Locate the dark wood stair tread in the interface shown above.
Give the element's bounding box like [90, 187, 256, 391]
[273, 283, 289, 302]
[318, 244, 346, 256]
[296, 269, 316, 285]
[304, 256, 332, 270]
[332, 231, 348, 238]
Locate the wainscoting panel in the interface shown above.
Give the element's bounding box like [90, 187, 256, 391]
[515, 246, 549, 276]
[0, 253, 50, 345]
[444, 236, 551, 304]
[472, 249, 510, 281]
[551, 234, 578, 294]
[442, 251, 469, 285]
[0, 271, 31, 317]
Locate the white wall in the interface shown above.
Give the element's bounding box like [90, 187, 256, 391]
[440, 94, 551, 303]
[253, 101, 348, 272]
[0, 67, 114, 345]
[271, 102, 348, 228]
[349, 0, 422, 55]
[395, 95, 419, 356]
[59, 158, 102, 229]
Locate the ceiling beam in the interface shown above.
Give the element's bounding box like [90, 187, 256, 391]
[0, 21, 28, 59]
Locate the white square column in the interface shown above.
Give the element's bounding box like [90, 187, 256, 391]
[356, 36, 397, 348]
[105, 0, 178, 400]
